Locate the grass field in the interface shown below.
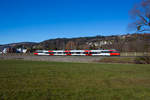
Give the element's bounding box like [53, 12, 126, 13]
[0, 60, 150, 100]
[99, 57, 135, 64]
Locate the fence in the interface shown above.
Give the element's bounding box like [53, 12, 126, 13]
[0, 53, 34, 56]
[121, 52, 150, 56]
[0, 52, 150, 57]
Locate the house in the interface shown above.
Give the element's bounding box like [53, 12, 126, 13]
[16, 48, 27, 53]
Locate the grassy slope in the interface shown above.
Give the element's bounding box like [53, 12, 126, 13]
[99, 57, 135, 64]
[0, 60, 150, 100]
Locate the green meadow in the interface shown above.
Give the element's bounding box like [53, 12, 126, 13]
[0, 60, 150, 100]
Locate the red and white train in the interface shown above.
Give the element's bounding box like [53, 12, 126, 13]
[34, 49, 120, 56]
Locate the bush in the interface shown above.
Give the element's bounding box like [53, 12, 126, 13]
[134, 56, 150, 64]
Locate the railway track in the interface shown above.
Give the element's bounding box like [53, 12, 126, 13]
[0, 54, 139, 63]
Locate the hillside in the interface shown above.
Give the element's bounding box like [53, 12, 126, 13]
[34, 33, 150, 52]
[1, 33, 150, 52]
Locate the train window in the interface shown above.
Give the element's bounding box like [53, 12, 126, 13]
[45, 52, 55, 54]
[35, 50, 43, 53]
[50, 52, 55, 54]
[76, 52, 81, 54]
[101, 51, 110, 53]
[89, 52, 96, 54]
[91, 52, 101, 54]
[83, 52, 100, 54]
[101, 51, 120, 53]
[36, 52, 43, 53]
[112, 51, 120, 53]
[57, 52, 63, 54]
[70, 52, 77, 54]
[83, 52, 88, 54]
[64, 52, 71, 54]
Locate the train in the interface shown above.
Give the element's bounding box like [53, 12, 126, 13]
[34, 49, 120, 56]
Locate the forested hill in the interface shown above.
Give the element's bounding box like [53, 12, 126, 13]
[1, 33, 150, 52]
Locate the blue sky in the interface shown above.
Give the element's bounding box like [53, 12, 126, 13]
[0, 0, 140, 44]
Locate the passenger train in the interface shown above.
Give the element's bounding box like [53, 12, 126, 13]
[34, 49, 120, 56]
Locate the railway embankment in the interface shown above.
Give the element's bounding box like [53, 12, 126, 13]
[0, 54, 103, 63]
[0, 53, 140, 63]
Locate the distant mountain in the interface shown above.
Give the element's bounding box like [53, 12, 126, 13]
[0, 42, 37, 50]
[6, 42, 37, 46]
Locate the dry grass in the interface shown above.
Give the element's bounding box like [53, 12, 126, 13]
[98, 57, 135, 64]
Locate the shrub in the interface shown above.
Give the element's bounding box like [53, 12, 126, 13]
[134, 56, 150, 64]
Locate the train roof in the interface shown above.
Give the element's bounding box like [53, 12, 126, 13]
[36, 49, 117, 52]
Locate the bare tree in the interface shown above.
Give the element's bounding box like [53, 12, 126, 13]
[65, 41, 76, 50]
[82, 44, 90, 50]
[129, 0, 150, 32]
